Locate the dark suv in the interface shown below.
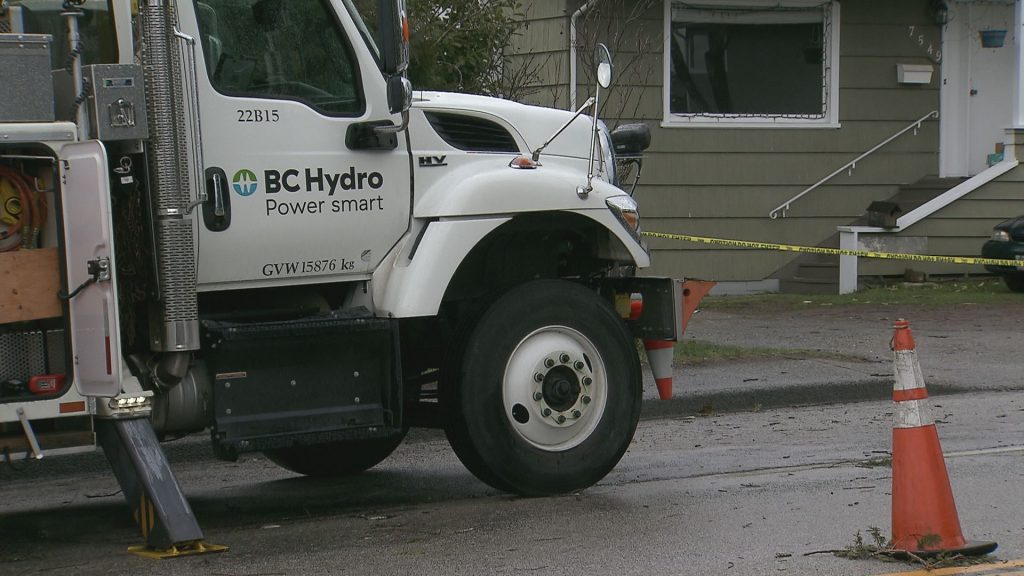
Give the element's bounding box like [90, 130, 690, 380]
[981, 216, 1024, 292]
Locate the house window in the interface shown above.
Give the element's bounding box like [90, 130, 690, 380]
[663, 0, 840, 127]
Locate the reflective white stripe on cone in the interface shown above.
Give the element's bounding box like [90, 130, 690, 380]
[643, 339, 673, 400]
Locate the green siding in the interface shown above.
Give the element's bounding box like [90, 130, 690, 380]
[841, 25, 943, 58]
[640, 185, 901, 218]
[840, 58, 937, 89]
[511, 17, 567, 53]
[519, 0, 569, 20]
[511, 1, 572, 108]
[840, 89, 939, 121]
[652, 121, 939, 153]
[513, 0, 1007, 287]
[640, 152, 936, 186]
[635, 0, 942, 282]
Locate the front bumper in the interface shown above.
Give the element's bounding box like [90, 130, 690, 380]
[981, 240, 1024, 274]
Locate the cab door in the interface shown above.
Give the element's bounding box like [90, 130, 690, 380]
[186, 0, 411, 290]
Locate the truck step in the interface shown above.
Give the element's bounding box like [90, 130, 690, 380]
[202, 311, 403, 456]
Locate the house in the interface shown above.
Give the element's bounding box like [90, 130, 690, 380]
[511, 0, 1024, 293]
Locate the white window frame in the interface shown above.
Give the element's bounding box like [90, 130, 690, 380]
[661, 0, 841, 129]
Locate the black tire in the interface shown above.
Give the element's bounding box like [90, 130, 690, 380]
[1004, 273, 1024, 293]
[263, 432, 405, 477]
[442, 279, 642, 496]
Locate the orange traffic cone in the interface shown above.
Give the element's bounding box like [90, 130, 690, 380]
[643, 339, 674, 400]
[639, 280, 716, 400]
[889, 319, 997, 557]
[680, 280, 715, 334]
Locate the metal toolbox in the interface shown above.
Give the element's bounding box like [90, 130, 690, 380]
[85, 64, 149, 141]
[0, 34, 55, 122]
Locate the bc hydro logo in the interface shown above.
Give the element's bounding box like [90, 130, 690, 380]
[232, 169, 258, 197]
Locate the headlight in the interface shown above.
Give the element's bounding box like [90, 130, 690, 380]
[597, 122, 617, 186]
[992, 229, 1011, 242]
[606, 195, 639, 235]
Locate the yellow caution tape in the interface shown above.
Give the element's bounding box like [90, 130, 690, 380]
[641, 231, 1023, 267]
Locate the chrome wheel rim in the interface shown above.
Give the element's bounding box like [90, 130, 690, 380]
[502, 325, 607, 451]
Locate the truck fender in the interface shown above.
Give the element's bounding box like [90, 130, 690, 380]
[373, 217, 511, 318]
[373, 210, 649, 319]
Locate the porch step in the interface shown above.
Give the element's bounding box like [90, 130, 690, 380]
[850, 177, 968, 225]
[889, 176, 967, 213]
[779, 256, 839, 294]
[779, 275, 839, 294]
[791, 260, 838, 281]
[776, 176, 965, 293]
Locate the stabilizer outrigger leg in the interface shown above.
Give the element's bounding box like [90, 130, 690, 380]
[96, 417, 227, 558]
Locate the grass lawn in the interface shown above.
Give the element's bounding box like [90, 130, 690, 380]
[670, 339, 857, 365]
[700, 277, 1021, 311]
[654, 276, 1021, 365]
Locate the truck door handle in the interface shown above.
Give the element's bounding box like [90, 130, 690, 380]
[202, 167, 231, 232]
[346, 120, 399, 150]
[212, 172, 226, 217]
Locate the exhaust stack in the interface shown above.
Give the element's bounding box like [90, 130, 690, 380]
[140, 0, 199, 357]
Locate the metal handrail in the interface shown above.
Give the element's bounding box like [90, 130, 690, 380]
[769, 110, 939, 219]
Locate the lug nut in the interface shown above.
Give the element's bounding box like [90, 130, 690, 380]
[572, 410, 582, 419]
[534, 372, 545, 382]
[560, 353, 570, 364]
[533, 391, 543, 401]
[544, 358, 555, 368]
[542, 408, 552, 417]
[556, 415, 566, 424]
[582, 377, 593, 386]
[582, 395, 592, 404]
[574, 360, 585, 370]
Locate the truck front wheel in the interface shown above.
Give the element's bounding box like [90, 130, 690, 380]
[443, 279, 642, 495]
[263, 432, 405, 477]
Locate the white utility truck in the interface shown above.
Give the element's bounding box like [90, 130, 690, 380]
[0, 0, 680, 553]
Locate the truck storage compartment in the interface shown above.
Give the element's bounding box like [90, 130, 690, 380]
[0, 33, 55, 123]
[0, 324, 66, 398]
[1, 154, 72, 403]
[0, 249, 62, 323]
[203, 309, 403, 456]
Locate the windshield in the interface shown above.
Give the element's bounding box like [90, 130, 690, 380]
[341, 0, 382, 62]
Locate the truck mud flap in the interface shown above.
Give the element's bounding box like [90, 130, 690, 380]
[599, 277, 685, 341]
[202, 311, 402, 457]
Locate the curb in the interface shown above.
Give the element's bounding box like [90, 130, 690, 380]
[640, 380, 966, 420]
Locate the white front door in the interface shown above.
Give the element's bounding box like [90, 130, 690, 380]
[941, 1, 1016, 176]
[181, 0, 412, 291]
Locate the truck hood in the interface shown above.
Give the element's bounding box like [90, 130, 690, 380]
[412, 91, 593, 158]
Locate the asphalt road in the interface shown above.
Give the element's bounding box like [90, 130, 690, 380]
[2, 390, 1022, 576]
[3, 299, 1023, 575]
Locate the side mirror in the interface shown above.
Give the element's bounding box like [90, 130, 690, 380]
[377, 0, 409, 76]
[595, 44, 613, 88]
[387, 75, 412, 114]
[375, 75, 412, 135]
[610, 123, 651, 157]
